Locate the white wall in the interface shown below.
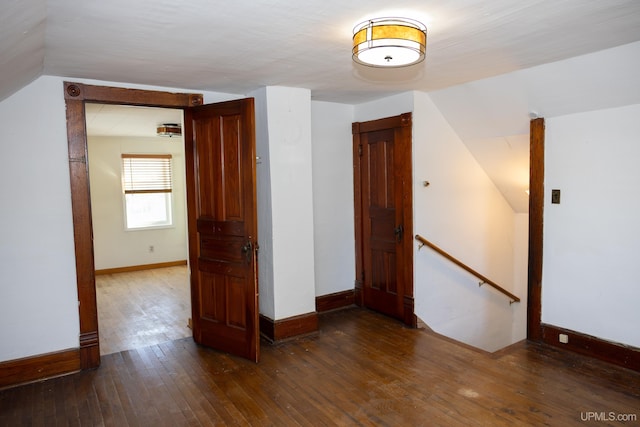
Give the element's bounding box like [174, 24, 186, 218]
[0, 75, 243, 362]
[544, 104, 640, 348]
[88, 135, 187, 270]
[252, 87, 275, 318]
[412, 91, 524, 352]
[310, 101, 355, 296]
[250, 86, 316, 320]
[512, 213, 529, 343]
[0, 76, 80, 360]
[354, 92, 414, 123]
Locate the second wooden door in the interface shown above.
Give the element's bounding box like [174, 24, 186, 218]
[185, 98, 260, 362]
[353, 113, 414, 326]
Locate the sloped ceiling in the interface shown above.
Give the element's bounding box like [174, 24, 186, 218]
[1, 0, 46, 102]
[3, 0, 640, 212]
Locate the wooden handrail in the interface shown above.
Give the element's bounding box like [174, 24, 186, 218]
[415, 234, 520, 304]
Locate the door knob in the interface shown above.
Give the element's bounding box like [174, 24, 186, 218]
[241, 241, 253, 263]
[394, 225, 404, 242]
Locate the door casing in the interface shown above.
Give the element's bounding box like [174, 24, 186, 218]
[64, 82, 204, 368]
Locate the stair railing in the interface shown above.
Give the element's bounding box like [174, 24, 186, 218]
[415, 234, 520, 304]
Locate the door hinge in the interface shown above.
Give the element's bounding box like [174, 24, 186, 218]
[358, 144, 363, 157]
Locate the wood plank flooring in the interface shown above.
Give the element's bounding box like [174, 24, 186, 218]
[1, 308, 639, 426]
[96, 266, 191, 355]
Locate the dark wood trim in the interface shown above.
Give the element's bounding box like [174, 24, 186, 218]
[259, 312, 319, 342]
[0, 349, 80, 389]
[353, 282, 363, 307]
[78, 332, 99, 370]
[398, 112, 414, 328]
[95, 260, 187, 275]
[64, 82, 203, 106]
[356, 114, 411, 133]
[63, 82, 202, 370]
[403, 295, 417, 328]
[541, 324, 640, 372]
[528, 118, 545, 340]
[65, 93, 100, 370]
[352, 122, 364, 308]
[259, 315, 274, 341]
[316, 290, 355, 312]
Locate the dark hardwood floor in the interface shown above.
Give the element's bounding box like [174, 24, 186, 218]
[1, 308, 638, 426]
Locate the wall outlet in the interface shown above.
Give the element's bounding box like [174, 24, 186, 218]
[149, 245, 154, 253]
[559, 333, 569, 344]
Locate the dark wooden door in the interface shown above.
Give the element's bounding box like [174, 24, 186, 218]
[184, 98, 259, 362]
[353, 113, 414, 326]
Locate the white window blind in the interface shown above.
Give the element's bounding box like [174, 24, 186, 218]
[122, 154, 173, 194]
[121, 154, 174, 229]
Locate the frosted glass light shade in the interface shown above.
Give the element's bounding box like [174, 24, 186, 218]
[353, 18, 427, 67]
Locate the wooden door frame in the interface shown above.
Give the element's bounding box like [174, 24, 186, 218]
[63, 82, 203, 369]
[527, 118, 544, 339]
[352, 112, 415, 327]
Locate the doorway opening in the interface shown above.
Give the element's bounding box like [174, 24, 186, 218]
[85, 103, 191, 355]
[65, 82, 260, 368]
[65, 82, 204, 368]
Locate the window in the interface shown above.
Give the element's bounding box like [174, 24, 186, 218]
[121, 154, 173, 230]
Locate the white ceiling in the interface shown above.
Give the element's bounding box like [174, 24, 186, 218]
[4, 0, 640, 104]
[5, 0, 640, 213]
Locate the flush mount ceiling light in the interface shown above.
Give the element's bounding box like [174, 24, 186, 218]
[157, 123, 181, 137]
[352, 17, 427, 67]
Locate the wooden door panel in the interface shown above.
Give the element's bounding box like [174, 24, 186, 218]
[368, 134, 394, 208]
[193, 114, 245, 220]
[199, 272, 227, 322]
[198, 255, 249, 279]
[197, 218, 246, 235]
[362, 128, 403, 318]
[200, 236, 245, 263]
[220, 115, 243, 220]
[198, 272, 247, 326]
[370, 207, 395, 240]
[370, 250, 397, 293]
[192, 119, 217, 217]
[186, 98, 259, 362]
